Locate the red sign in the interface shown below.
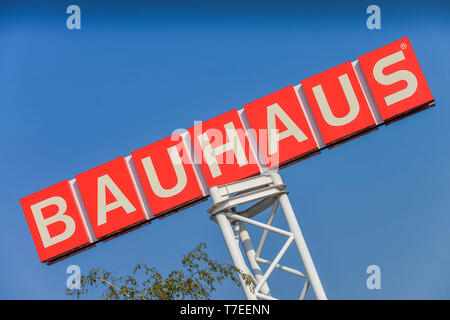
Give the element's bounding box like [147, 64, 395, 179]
[358, 37, 434, 123]
[19, 37, 434, 264]
[301, 61, 377, 146]
[131, 133, 206, 217]
[75, 157, 149, 240]
[243, 85, 319, 169]
[188, 109, 261, 188]
[19, 180, 93, 262]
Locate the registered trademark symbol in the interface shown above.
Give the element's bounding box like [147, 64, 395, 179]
[400, 43, 407, 50]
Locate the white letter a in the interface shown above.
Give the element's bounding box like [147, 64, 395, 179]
[97, 175, 136, 226]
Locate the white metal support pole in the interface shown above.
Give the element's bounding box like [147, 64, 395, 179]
[269, 171, 327, 300]
[235, 221, 271, 296]
[209, 186, 258, 300]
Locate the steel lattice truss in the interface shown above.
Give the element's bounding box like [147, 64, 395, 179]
[208, 171, 327, 300]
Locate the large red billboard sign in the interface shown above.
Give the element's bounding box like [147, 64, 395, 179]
[19, 37, 435, 264]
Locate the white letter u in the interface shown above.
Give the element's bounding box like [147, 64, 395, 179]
[312, 74, 360, 126]
[141, 146, 187, 198]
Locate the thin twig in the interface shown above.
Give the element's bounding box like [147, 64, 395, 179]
[91, 276, 134, 300]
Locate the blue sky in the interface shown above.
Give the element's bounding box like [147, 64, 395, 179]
[1, 0, 449, 299]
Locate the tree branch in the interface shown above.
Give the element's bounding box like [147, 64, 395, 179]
[91, 276, 134, 300]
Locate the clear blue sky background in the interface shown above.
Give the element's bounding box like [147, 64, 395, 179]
[0, 0, 449, 299]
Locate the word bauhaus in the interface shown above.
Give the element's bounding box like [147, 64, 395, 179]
[20, 37, 435, 264]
